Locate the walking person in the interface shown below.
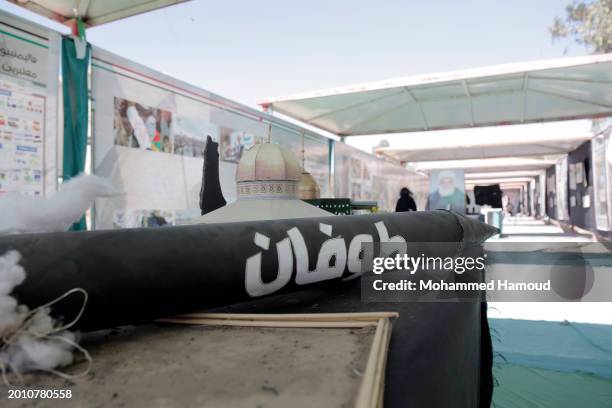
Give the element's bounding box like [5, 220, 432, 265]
[395, 187, 417, 212]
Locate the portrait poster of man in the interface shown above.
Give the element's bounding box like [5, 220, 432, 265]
[219, 127, 262, 163]
[426, 169, 466, 213]
[113, 97, 173, 153]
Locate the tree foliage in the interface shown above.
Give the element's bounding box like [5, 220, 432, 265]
[551, 0, 612, 53]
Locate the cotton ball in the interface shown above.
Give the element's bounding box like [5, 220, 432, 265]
[0, 296, 21, 330]
[7, 335, 75, 373]
[0, 251, 25, 295]
[0, 296, 18, 315]
[27, 308, 55, 335]
[0, 251, 84, 378]
[0, 251, 27, 336]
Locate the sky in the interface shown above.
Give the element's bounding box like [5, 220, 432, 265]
[0, 0, 595, 153]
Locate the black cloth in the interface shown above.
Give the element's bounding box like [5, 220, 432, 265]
[199, 135, 226, 215]
[474, 184, 503, 208]
[395, 195, 417, 212]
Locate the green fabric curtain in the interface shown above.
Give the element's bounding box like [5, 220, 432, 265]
[62, 37, 90, 230]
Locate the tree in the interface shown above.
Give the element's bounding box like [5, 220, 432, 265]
[550, 0, 612, 53]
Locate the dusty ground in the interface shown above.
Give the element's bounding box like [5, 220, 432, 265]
[3, 324, 374, 408]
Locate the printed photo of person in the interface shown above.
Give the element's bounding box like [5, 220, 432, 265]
[219, 127, 262, 163]
[113, 97, 173, 153]
[426, 169, 466, 213]
[113, 210, 174, 229]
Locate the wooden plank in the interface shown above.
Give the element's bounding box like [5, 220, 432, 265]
[159, 312, 396, 407]
[157, 318, 378, 328]
[166, 311, 399, 322]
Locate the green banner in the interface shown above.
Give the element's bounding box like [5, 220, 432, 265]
[62, 37, 90, 230]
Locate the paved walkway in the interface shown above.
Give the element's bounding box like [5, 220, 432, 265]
[486, 216, 611, 325]
[490, 216, 593, 242]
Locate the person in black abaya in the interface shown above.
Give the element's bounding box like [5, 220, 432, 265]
[395, 187, 417, 212]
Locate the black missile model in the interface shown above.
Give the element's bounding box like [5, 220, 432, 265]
[1, 210, 496, 331]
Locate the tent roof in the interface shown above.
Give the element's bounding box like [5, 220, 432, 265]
[8, 0, 190, 27]
[377, 133, 591, 163]
[259, 54, 612, 136]
[466, 183, 528, 191]
[465, 170, 544, 179]
[416, 157, 558, 174]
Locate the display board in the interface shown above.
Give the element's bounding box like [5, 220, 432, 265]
[545, 165, 556, 219]
[333, 142, 428, 212]
[532, 171, 545, 217]
[592, 132, 609, 231]
[426, 169, 466, 213]
[555, 156, 569, 221]
[607, 132, 612, 233]
[91, 47, 331, 229]
[567, 141, 595, 231]
[529, 179, 539, 216]
[0, 10, 60, 197]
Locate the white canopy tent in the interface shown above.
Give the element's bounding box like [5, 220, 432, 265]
[8, 0, 190, 26]
[466, 181, 529, 191]
[415, 157, 558, 174]
[465, 170, 544, 179]
[259, 54, 612, 137]
[376, 133, 591, 163]
[466, 177, 534, 185]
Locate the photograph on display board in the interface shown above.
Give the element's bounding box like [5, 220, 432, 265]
[219, 127, 263, 163]
[113, 209, 174, 229]
[582, 194, 591, 208]
[569, 163, 577, 189]
[576, 162, 585, 184]
[172, 116, 219, 159]
[173, 208, 202, 226]
[592, 135, 609, 230]
[556, 158, 569, 220]
[113, 97, 173, 153]
[426, 169, 466, 213]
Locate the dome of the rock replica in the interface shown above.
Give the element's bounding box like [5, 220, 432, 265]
[236, 143, 301, 200]
[298, 171, 320, 199]
[195, 141, 331, 224]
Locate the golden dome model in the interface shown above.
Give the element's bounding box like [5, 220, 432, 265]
[235, 143, 301, 200]
[196, 140, 331, 224]
[298, 171, 320, 199]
